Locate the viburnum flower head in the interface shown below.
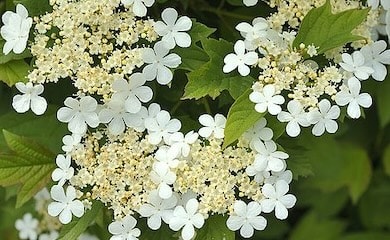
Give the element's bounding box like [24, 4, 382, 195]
[307, 99, 340, 136]
[226, 200, 267, 238]
[12, 82, 47, 115]
[223, 40, 258, 76]
[112, 73, 153, 113]
[360, 40, 390, 81]
[138, 190, 178, 230]
[335, 77, 372, 119]
[339, 51, 374, 80]
[198, 113, 226, 139]
[249, 85, 285, 115]
[144, 109, 181, 145]
[57, 96, 100, 134]
[48, 185, 84, 224]
[51, 154, 74, 186]
[169, 199, 205, 240]
[15, 213, 39, 240]
[142, 41, 182, 85]
[277, 100, 310, 137]
[120, 0, 154, 17]
[108, 215, 141, 240]
[261, 180, 296, 220]
[1, 4, 32, 54]
[155, 8, 192, 49]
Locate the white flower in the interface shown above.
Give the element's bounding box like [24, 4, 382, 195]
[264, 170, 293, 185]
[138, 190, 177, 230]
[112, 74, 153, 113]
[155, 146, 180, 168]
[261, 180, 296, 220]
[99, 97, 135, 135]
[48, 185, 84, 224]
[243, 0, 258, 7]
[169, 199, 205, 240]
[360, 40, 390, 81]
[168, 131, 198, 157]
[142, 41, 181, 85]
[226, 200, 267, 238]
[277, 100, 310, 137]
[15, 213, 39, 240]
[236, 17, 269, 50]
[38, 231, 59, 240]
[108, 215, 141, 240]
[121, 0, 154, 17]
[242, 118, 273, 149]
[154, 8, 192, 49]
[335, 77, 372, 119]
[223, 40, 258, 76]
[198, 113, 226, 139]
[176, 191, 198, 207]
[145, 110, 181, 145]
[249, 85, 285, 115]
[339, 51, 374, 80]
[150, 162, 177, 199]
[246, 159, 270, 184]
[57, 96, 100, 134]
[307, 99, 340, 136]
[62, 134, 82, 153]
[52, 154, 74, 186]
[253, 140, 288, 172]
[1, 4, 32, 54]
[12, 82, 47, 115]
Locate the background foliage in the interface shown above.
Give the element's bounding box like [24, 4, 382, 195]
[0, 0, 389, 239]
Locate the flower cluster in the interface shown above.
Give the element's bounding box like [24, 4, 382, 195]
[224, 0, 390, 137]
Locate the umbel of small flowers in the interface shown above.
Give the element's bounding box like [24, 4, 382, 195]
[223, 0, 390, 138]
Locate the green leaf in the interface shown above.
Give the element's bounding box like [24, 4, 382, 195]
[183, 38, 255, 100]
[376, 74, 390, 128]
[339, 232, 390, 240]
[297, 135, 371, 203]
[383, 144, 390, 176]
[58, 201, 103, 240]
[0, 130, 56, 207]
[223, 88, 264, 148]
[175, 44, 209, 72]
[194, 215, 234, 240]
[189, 21, 216, 43]
[290, 211, 346, 240]
[293, 0, 369, 54]
[0, 39, 32, 65]
[0, 59, 31, 86]
[13, 0, 52, 17]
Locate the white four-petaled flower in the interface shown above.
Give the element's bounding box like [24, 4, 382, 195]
[249, 85, 285, 115]
[261, 180, 296, 220]
[15, 213, 39, 240]
[169, 198, 205, 240]
[223, 40, 258, 76]
[12, 82, 47, 115]
[226, 200, 267, 238]
[335, 77, 372, 119]
[198, 113, 226, 139]
[1, 4, 32, 54]
[48, 185, 84, 224]
[57, 96, 100, 134]
[307, 99, 340, 136]
[154, 8, 192, 49]
[52, 154, 74, 186]
[142, 41, 182, 85]
[108, 215, 141, 240]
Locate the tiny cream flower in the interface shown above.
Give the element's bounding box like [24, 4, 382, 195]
[226, 200, 267, 238]
[12, 82, 47, 115]
[223, 40, 258, 76]
[154, 8, 192, 49]
[249, 85, 285, 115]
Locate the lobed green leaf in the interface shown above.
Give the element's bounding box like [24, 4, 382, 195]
[293, 0, 369, 54]
[194, 215, 234, 240]
[0, 59, 31, 86]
